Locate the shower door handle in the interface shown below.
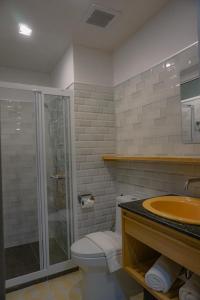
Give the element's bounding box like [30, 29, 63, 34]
[50, 175, 65, 180]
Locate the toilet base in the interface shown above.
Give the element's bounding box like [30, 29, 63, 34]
[81, 269, 126, 300]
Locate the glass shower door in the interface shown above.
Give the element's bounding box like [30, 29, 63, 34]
[0, 87, 44, 281]
[44, 94, 72, 266]
[0, 84, 75, 289]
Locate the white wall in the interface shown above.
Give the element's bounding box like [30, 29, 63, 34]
[51, 0, 198, 88]
[73, 45, 113, 86]
[113, 0, 198, 86]
[51, 45, 74, 89]
[0, 67, 51, 86]
[52, 44, 113, 87]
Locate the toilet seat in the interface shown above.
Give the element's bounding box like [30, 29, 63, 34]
[71, 236, 105, 258]
[71, 231, 121, 259]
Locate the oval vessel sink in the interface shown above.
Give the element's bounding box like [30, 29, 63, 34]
[143, 196, 200, 225]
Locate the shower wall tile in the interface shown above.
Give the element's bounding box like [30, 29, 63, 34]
[1, 101, 39, 248]
[72, 83, 116, 238]
[45, 96, 69, 255]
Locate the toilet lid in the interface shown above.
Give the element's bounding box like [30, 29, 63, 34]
[71, 231, 121, 258]
[71, 237, 105, 258]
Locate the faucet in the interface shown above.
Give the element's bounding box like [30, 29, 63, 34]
[184, 177, 200, 191]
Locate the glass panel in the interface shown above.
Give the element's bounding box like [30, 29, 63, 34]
[0, 87, 43, 279]
[44, 94, 71, 265]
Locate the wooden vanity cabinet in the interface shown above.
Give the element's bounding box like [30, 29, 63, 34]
[122, 209, 200, 300]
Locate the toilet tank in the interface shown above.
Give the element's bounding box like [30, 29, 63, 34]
[115, 195, 138, 234]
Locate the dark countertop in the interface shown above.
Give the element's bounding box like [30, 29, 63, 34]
[119, 197, 200, 241]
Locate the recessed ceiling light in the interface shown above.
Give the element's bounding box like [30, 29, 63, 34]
[19, 23, 32, 37]
[166, 63, 171, 68]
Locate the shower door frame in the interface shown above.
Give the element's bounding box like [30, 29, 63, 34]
[0, 81, 78, 289]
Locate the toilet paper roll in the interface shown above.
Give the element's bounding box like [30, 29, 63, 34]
[80, 195, 95, 209]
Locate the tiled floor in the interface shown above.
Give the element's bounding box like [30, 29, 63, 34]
[6, 271, 144, 300]
[5, 242, 40, 280]
[6, 271, 82, 300]
[6, 239, 67, 280]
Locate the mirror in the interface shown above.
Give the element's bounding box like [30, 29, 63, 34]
[180, 45, 200, 143]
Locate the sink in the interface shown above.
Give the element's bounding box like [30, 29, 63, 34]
[143, 196, 200, 225]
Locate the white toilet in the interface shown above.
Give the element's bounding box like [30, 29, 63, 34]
[71, 195, 141, 300]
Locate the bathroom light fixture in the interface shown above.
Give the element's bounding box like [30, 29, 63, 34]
[19, 23, 32, 36]
[166, 63, 171, 68]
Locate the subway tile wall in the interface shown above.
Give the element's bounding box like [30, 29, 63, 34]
[72, 83, 116, 238]
[113, 44, 200, 198]
[114, 44, 200, 156]
[115, 161, 200, 199]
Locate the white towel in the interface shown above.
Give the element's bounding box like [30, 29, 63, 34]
[179, 274, 200, 300]
[145, 255, 182, 293]
[86, 231, 122, 273]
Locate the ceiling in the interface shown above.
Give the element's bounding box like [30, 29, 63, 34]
[0, 0, 170, 73]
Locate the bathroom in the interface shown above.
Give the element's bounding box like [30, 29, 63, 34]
[0, 0, 200, 299]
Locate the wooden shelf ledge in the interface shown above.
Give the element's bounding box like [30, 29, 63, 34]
[102, 155, 200, 164]
[125, 264, 180, 300]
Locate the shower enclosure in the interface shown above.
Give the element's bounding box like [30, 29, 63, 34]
[0, 82, 76, 289]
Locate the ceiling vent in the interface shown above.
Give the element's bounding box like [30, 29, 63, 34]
[85, 4, 120, 28]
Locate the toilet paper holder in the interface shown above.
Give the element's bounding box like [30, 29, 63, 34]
[78, 194, 95, 208]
